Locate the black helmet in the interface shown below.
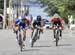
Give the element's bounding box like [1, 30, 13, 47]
[37, 15, 41, 21]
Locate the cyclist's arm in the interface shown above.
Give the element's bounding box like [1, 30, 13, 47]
[31, 20, 36, 28]
[41, 19, 45, 27]
[51, 19, 55, 26]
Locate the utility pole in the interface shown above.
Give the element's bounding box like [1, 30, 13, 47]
[21, 0, 29, 16]
[16, 0, 18, 18]
[26, 0, 29, 15]
[18, 0, 21, 16]
[8, 0, 14, 29]
[3, 0, 7, 29]
[25, 0, 29, 15]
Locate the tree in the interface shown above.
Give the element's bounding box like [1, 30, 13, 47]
[3, 0, 7, 29]
[39, 0, 75, 23]
[0, 0, 4, 14]
[0, 0, 9, 14]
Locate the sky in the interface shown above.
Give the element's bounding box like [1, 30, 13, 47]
[29, 0, 50, 20]
[13, 0, 50, 20]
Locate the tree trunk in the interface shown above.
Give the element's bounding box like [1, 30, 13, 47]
[3, 0, 7, 29]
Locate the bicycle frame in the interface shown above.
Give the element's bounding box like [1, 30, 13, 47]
[31, 27, 40, 47]
[17, 28, 23, 51]
[54, 25, 60, 46]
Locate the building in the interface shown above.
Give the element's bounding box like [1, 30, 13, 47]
[7, 0, 29, 29]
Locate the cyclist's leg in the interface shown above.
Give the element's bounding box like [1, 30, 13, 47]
[40, 27, 44, 33]
[14, 26, 19, 41]
[60, 30, 62, 37]
[22, 29, 26, 42]
[15, 26, 19, 36]
[31, 28, 34, 38]
[59, 27, 62, 37]
[21, 29, 26, 46]
[31, 23, 35, 38]
[29, 27, 35, 43]
[53, 26, 56, 38]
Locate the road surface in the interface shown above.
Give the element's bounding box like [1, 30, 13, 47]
[0, 28, 75, 55]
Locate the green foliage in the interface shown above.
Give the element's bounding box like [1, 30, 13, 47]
[0, 0, 4, 14]
[0, 0, 9, 14]
[0, 9, 3, 14]
[0, 0, 4, 9]
[40, 0, 75, 23]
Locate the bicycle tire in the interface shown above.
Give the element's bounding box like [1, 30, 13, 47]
[56, 36, 59, 46]
[55, 29, 59, 46]
[19, 44, 22, 51]
[31, 40, 34, 47]
[18, 31, 23, 51]
[37, 30, 40, 39]
[31, 29, 38, 47]
[31, 33, 37, 47]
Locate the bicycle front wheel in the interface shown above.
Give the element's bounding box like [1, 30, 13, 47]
[55, 30, 59, 46]
[19, 44, 23, 51]
[18, 33, 23, 51]
[31, 29, 38, 47]
[56, 37, 59, 46]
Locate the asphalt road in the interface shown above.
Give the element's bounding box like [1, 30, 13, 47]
[0, 28, 75, 55]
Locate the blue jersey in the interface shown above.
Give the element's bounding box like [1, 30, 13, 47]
[15, 18, 27, 29]
[15, 18, 21, 25]
[19, 22, 26, 29]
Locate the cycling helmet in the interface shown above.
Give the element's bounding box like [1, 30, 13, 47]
[37, 15, 42, 21]
[18, 16, 22, 20]
[54, 13, 59, 19]
[21, 16, 27, 20]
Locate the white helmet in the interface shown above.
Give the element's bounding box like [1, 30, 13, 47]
[18, 16, 22, 20]
[54, 13, 59, 18]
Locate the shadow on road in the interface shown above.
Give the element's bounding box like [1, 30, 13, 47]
[22, 48, 40, 52]
[33, 45, 51, 48]
[58, 44, 72, 46]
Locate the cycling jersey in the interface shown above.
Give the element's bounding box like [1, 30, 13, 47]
[19, 22, 27, 29]
[51, 16, 63, 27]
[32, 19, 44, 28]
[15, 18, 21, 26]
[14, 18, 27, 29]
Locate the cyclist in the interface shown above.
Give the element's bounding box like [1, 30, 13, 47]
[30, 15, 44, 42]
[14, 16, 29, 46]
[51, 13, 64, 41]
[13, 16, 21, 35]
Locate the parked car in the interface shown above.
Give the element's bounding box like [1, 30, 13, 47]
[42, 19, 52, 29]
[0, 15, 3, 29]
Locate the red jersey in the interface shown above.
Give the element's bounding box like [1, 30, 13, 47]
[51, 16, 62, 24]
